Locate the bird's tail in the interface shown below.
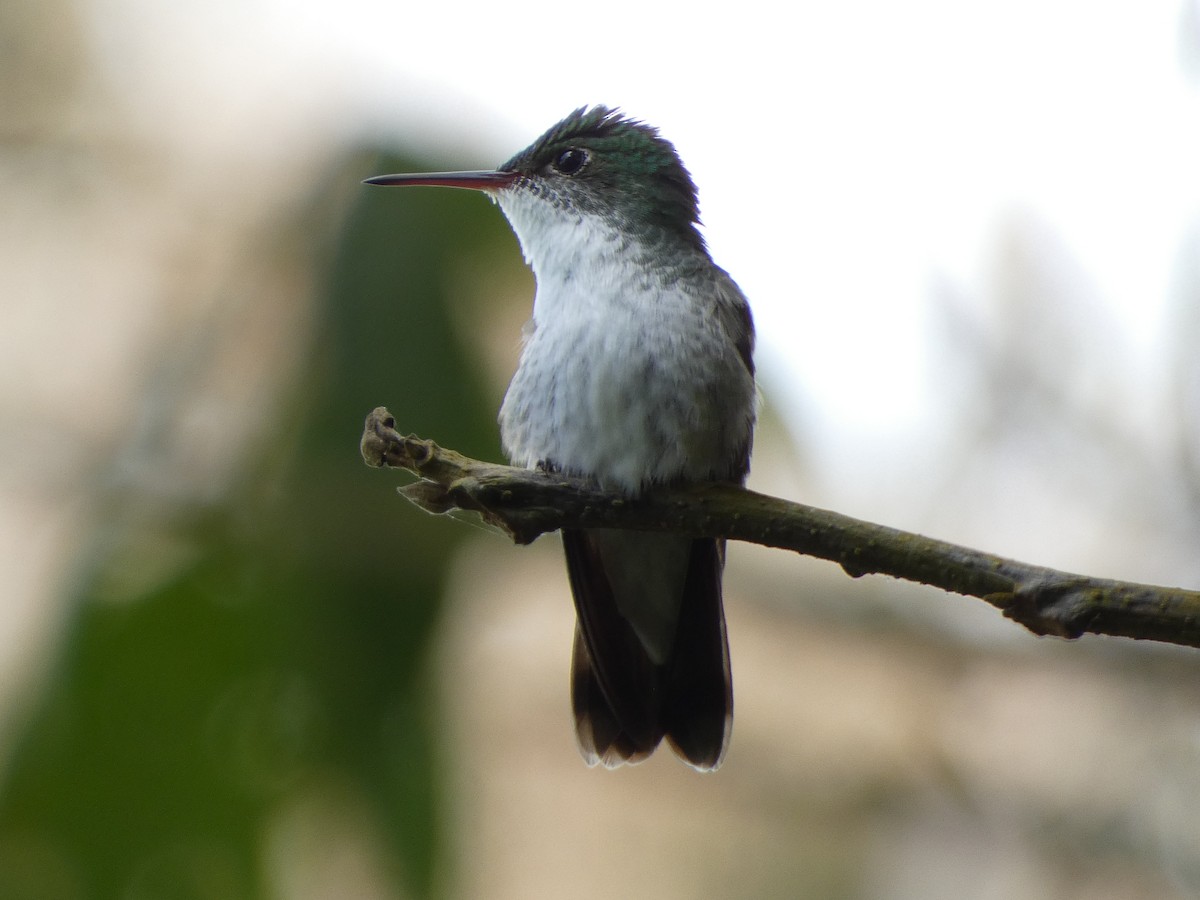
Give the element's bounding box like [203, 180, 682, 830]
[563, 529, 732, 770]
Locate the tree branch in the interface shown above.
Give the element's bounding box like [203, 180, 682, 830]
[361, 406, 1200, 650]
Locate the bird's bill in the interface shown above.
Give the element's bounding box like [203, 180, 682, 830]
[362, 170, 518, 191]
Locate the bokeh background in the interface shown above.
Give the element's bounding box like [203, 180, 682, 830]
[4, 0, 1200, 897]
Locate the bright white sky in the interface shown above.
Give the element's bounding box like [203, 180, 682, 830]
[83, 0, 1200, 504]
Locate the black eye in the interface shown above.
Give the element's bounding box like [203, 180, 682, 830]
[552, 148, 589, 176]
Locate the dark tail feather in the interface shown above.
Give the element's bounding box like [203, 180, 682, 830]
[663, 538, 732, 770]
[570, 625, 657, 767]
[563, 529, 663, 765]
[562, 529, 732, 770]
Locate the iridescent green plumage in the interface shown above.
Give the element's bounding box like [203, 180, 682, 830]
[501, 106, 706, 254]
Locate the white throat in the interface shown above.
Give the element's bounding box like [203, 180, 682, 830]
[495, 189, 644, 326]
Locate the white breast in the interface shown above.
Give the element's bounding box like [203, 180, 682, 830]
[495, 192, 753, 493]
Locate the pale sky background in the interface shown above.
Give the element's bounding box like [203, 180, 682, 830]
[42, 0, 1200, 567]
[79, 0, 1199, 441]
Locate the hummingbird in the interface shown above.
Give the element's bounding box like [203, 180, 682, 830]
[366, 106, 756, 770]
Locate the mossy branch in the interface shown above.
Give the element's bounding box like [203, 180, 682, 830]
[361, 406, 1200, 650]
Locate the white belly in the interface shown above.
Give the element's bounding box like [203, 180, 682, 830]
[499, 281, 751, 493]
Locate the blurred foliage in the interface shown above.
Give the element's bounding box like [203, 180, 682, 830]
[0, 147, 519, 899]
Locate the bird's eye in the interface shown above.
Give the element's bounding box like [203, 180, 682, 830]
[552, 148, 589, 176]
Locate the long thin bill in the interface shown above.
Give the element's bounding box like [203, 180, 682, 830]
[362, 170, 518, 191]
